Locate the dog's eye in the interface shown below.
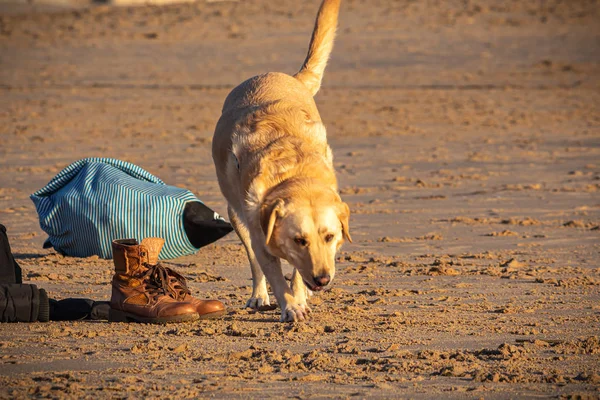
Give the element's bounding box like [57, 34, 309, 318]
[294, 237, 308, 247]
[324, 234, 334, 243]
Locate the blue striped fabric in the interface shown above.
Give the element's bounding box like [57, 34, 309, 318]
[31, 158, 200, 260]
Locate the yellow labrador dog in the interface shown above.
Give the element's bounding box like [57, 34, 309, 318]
[212, 0, 351, 322]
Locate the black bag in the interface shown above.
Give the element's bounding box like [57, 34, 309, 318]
[0, 283, 49, 322]
[0, 224, 48, 322]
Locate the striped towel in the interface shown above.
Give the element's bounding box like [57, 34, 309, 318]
[31, 158, 209, 260]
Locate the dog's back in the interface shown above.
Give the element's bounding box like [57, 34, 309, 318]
[217, 0, 341, 119]
[220, 72, 320, 124]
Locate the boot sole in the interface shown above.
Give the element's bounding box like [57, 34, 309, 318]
[109, 308, 199, 324]
[199, 309, 227, 320]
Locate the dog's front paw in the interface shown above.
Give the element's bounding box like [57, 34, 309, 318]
[280, 302, 310, 322]
[245, 295, 274, 311]
[292, 294, 312, 316]
[298, 302, 312, 315]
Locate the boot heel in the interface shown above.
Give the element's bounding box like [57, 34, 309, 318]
[109, 308, 128, 322]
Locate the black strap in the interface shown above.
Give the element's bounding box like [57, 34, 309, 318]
[49, 298, 95, 321]
[0, 224, 22, 284]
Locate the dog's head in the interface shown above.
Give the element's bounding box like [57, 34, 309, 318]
[260, 185, 351, 291]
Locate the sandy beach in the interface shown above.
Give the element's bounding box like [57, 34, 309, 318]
[1, 0, 599, 397]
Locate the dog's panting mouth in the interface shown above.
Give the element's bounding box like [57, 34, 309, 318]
[303, 280, 322, 291]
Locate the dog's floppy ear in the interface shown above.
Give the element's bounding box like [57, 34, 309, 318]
[338, 201, 352, 243]
[261, 199, 285, 245]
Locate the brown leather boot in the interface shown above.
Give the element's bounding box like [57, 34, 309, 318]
[166, 268, 227, 320]
[109, 238, 199, 324]
[142, 238, 226, 320]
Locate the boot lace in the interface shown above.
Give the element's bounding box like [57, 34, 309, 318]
[143, 263, 191, 300]
[141, 264, 174, 300]
[165, 267, 192, 300]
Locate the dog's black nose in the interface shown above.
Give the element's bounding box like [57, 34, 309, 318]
[314, 274, 330, 287]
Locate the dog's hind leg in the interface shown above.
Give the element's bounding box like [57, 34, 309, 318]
[228, 206, 271, 309]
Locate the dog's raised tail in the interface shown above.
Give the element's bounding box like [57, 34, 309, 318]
[294, 0, 341, 97]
